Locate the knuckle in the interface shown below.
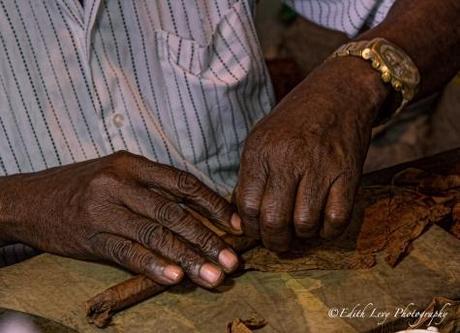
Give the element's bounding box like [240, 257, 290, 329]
[107, 239, 135, 263]
[205, 196, 229, 217]
[154, 228, 178, 253]
[155, 200, 185, 223]
[239, 200, 260, 218]
[151, 230, 187, 261]
[194, 230, 222, 258]
[87, 170, 122, 192]
[261, 213, 285, 233]
[294, 216, 318, 235]
[293, 212, 309, 225]
[326, 210, 349, 229]
[176, 171, 201, 193]
[140, 223, 181, 255]
[112, 150, 134, 162]
[136, 222, 164, 247]
[110, 151, 143, 171]
[158, 213, 222, 258]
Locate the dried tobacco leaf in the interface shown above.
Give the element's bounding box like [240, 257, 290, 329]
[393, 168, 460, 193]
[241, 313, 268, 329]
[420, 174, 460, 192]
[356, 186, 451, 267]
[227, 312, 267, 333]
[451, 202, 460, 239]
[227, 320, 253, 333]
[392, 168, 430, 187]
[242, 245, 375, 272]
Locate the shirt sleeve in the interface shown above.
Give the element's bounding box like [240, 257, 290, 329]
[283, 0, 396, 37]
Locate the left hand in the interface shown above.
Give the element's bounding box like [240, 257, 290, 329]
[234, 57, 389, 251]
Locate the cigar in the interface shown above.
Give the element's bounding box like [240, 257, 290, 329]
[85, 235, 259, 328]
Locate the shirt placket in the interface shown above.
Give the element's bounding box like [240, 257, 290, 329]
[83, 0, 126, 154]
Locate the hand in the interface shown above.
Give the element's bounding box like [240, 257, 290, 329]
[234, 57, 389, 251]
[0, 151, 242, 288]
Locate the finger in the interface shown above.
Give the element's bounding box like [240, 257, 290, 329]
[103, 211, 225, 288]
[128, 156, 241, 234]
[116, 187, 237, 284]
[259, 176, 298, 252]
[321, 174, 358, 240]
[293, 175, 329, 238]
[90, 233, 183, 285]
[163, 211, 239, 273]
[234, 159, 268, 238]
[111, 201, 239, 274]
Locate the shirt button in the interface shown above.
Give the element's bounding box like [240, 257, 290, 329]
[113, 113, 125, 128]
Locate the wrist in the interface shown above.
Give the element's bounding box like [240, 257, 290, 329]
[323, 56, 391, 123]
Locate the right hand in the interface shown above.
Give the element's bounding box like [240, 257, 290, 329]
[0, 151, 242, 288]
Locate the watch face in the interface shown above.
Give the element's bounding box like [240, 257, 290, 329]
[378, 43, 420, 86]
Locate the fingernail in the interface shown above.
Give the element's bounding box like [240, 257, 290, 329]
[199, 263, 223, 285]
[231, 213, 242, 231]
[163, 265, 183, 283]
[218, 248, 239, 271]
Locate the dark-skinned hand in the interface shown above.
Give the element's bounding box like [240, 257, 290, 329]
[234, 57, 389, 251]
[0, 151, 242, 288]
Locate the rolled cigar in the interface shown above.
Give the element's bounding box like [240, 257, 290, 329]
[85, 235, 259, 328]
[86, 275, 167, 328]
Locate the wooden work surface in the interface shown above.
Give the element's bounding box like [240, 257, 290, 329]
[1, 149, 460, 333]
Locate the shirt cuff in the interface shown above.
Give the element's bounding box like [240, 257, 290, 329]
[283, 0, 396, 37]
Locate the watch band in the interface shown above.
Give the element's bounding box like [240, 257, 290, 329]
[330, 38, 421, 118]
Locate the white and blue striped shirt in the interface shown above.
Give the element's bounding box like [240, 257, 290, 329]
[286, 0, 395, 37]
[0, 0, 393, 266]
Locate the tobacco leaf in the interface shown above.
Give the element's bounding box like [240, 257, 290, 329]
[392, 168, 460, 192]
[86, 275, 167, 328]
[451, 202, 460, 240]
[227, 312, 267, 333]
[420, 174, 460, 192]
[356, 186, 451, 267]
[227, 320, 253, 333]
[242, 245, 375, 273]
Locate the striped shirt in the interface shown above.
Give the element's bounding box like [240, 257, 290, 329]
[0, 0, 393, 266]
[285, 0, 396, 37]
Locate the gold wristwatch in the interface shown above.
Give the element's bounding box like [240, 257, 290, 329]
[331, 37, 421, 117]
